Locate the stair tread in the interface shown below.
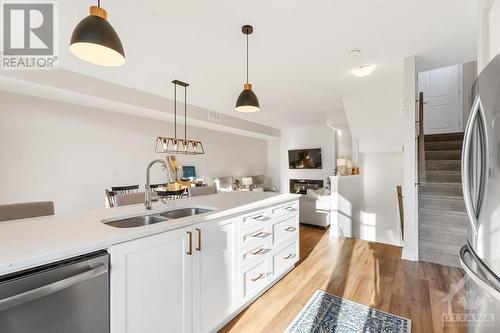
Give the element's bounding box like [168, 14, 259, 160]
[419, 240, 465, 252]
[420, 183, 462, 187]
[425, 132, 464, 136]
[419, 193, 464, 200]
[424, 132, 464, 142]
[419, 224, 468, 234]
[419, 252, 460, 268]
[425, 141, 463, 151]
[425, 159, 461, 164]
[425, 140, 463, 144]
[426, 161, 461, 169]
[425, 150, 462, 161]
[420, 182, 462, 186]
[419, 219, 469, 229]
[426, 150, 462, 154]
[419, 207, 467, 216]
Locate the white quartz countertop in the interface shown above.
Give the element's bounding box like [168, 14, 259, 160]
[0, 192, 300, 276]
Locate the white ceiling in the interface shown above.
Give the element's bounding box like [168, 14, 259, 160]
[57, 0, 477, 129]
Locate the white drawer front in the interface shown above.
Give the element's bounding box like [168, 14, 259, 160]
[239, 242, 268, 267]
[240, 210, 270, 230]
[272, 215, 298, 246]
[271, 201, 298, 218]
[239, 223, 270, 249]
[272, 241, 299, 276]
[242, 260, 268, 298]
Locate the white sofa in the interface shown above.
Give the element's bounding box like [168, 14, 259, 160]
[299, 189, 331, 228]
[214, 175, 278, 193]
[298, 176, 362, 237]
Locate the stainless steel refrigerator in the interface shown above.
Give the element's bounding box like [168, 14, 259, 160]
[460, 55, 500, 332]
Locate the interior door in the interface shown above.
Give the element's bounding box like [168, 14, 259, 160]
[192, 218, 237, 333]
[418, 64, 463, 134]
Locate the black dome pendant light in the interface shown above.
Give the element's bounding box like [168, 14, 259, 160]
[70, 0, 125, 67]
[235, 25, 260, 113]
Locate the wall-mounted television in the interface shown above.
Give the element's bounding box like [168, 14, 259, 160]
[288, 148, 322, 169]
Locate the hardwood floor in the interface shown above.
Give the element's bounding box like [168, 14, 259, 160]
[221, 225, 466, 333]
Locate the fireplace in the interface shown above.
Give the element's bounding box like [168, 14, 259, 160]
[289, 179, 324, 195]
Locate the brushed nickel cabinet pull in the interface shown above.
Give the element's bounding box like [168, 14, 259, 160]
[251, 248, 265, 255]
[283, 254, 294, 260]
[187, 231, 192, 255]
[251, 273, 265, 282]
[195, 228, 202, 251]
[285, 227, 296, 232]
[285, 206, 295, 211]
[252, 215, 264, 220]
[251, 231, 265, 238]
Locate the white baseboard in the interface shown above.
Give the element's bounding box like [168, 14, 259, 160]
[401, 248, 418, 261]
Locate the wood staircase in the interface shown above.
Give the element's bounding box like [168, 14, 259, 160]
[418, 132, 468, 267]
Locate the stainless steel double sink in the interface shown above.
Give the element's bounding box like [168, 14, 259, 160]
[103, 207, 213, 228]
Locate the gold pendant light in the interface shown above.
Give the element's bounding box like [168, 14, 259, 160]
[155, 80, 205, 155]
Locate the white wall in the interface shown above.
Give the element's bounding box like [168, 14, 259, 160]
[0, 91, 269, 213]
[280, 126, 336, 193]
[402, 55, 418, 261]
[337, 128, 353, 159]
[358, 153, 404, 246]
[478, 0, 500, 72]
[342, 82, 405, 153]
[266, 139, 281, 191]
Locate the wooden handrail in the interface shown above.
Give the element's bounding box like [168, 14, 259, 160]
[418, 92, 426, 184]
[397, 186, 404, 241]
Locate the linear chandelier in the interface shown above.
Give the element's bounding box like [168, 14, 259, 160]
[155, 80, 205, 155]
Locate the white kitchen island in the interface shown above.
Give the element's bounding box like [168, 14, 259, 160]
[0, 191, 300, 333]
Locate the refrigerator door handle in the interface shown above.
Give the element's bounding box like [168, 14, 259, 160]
[460, 244, 500, 301]
[462, 96, 485, 236]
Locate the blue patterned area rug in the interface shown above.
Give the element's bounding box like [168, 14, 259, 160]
[286, 290, 411, 333]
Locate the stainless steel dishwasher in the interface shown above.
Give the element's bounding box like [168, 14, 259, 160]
[0, 251, 109, 333]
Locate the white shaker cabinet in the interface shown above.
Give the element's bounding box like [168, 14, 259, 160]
[108, 199, 300, 333]
[109, 226, 193, 333]
[192, 218, 237, 333]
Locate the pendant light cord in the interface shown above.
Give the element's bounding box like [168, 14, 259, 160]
[174, 83, 177, 140]
[97, 0, 101, 7]
[246, 33, 249, 84]
[184, 85, 187, 142]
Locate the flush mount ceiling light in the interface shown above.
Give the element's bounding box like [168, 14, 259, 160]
[235, 25, 260, 113]
[70, 0, 125, 67]
[350, 64, 376, 77]
[155, 80, 205, 155]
